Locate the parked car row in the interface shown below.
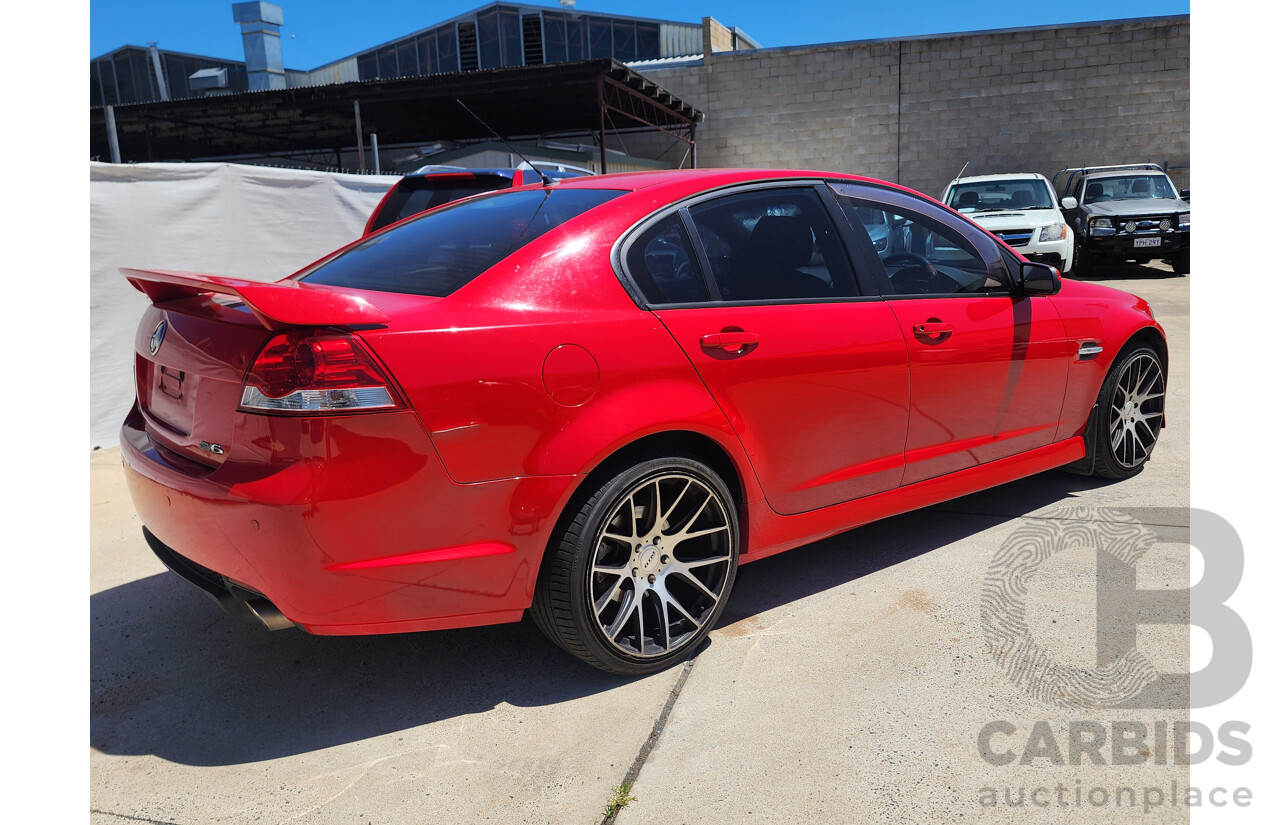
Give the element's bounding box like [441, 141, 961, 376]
[943, 163, 1189, 276]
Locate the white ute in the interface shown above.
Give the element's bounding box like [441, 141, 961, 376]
[942, 172, 1075, 274]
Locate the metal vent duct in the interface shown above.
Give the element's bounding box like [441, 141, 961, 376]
[232, 1, 286, 91]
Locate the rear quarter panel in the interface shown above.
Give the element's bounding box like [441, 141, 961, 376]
[356, 189, 753, 487]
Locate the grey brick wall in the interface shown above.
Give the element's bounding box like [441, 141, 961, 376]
[632, 16, 1189, 194]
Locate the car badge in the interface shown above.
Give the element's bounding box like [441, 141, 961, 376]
[149, 320, 167, 356]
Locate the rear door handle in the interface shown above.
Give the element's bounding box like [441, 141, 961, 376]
[700, 332, 760, 350]
[913, 322, 953, 335]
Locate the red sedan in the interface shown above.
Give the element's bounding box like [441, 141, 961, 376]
[121, 169, 1166, 674]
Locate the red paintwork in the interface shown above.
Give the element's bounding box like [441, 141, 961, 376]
[120, 168, 1165, 636]
[655, 301, 910, 514]
[886, 296, 1070, 484]
[123, 268, 390, 330]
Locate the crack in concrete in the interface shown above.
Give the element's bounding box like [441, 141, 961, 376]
[598, 657, 696, 825]
[90, 809, 184, 825]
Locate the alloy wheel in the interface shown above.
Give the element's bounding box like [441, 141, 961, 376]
[1107, 352, 1165, 468]
[588, 472, 734, 658]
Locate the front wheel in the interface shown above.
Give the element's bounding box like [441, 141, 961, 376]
[530, 455, 739, 675]
[1093, 346, 1166, 479]
[1071, 244, 1093, 278]
[1171, 250, 1190, 275]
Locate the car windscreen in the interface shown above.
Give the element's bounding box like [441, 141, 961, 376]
[368, 174, 514, 232]
[947, 180, 1055, 213]
[301, 188, 624, 297]
[1082, 174, 1177, 203]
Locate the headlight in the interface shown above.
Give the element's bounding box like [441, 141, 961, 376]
[1038, 223, 1067, 242]
[1178, 211, 1190, 230]
[1089, 217, 1115, 236]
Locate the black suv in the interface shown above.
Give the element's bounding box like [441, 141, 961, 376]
[1054, 164, 1190, 276]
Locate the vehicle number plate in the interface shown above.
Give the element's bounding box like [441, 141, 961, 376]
[1133, 237, 1161, 249]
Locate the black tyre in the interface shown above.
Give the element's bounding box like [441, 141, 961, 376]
[530, 454, 739, 675]
[1072, 244, 1093, 278]
[1092, 346, 1166, 479]
[1171, 250, 1190, 275]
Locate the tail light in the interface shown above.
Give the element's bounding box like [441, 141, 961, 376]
[240, 329, 403, 414]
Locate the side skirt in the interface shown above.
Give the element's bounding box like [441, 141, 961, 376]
[742, 437, 1086, 563]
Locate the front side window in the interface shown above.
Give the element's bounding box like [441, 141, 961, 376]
[838, 199, 1004, 296]
[302, 188, 622, 297]
[687, 188, 858, 302]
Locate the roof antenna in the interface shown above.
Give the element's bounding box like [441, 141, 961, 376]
[951, 160, 969, 184]
[456, 99, 555, 186]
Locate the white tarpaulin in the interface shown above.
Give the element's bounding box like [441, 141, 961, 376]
[90, 162, 398, 448]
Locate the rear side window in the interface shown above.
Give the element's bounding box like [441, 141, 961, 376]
[369, 174, 513, 232]
[302, 188, 623, 297]
[626, 215, 708, 305]
[687, 187, 859, 302]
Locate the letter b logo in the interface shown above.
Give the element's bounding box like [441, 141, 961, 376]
[982, 507, 1250, 709]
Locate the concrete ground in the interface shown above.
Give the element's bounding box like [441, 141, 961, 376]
[91, 264, 1189, 825]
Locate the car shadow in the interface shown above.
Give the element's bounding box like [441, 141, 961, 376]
[1072, 260, 1185, 281]
[716, 468, 1115, 627]
[90, 573, 631, 766]
[91, 469, 1115, 767]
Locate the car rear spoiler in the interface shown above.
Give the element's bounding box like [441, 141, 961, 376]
[121, 268, 390, 331]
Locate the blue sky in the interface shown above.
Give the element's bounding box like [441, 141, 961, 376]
[91, 0, 1190, 66]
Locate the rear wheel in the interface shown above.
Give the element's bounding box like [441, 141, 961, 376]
[531, 455, 739, 675]
[1093, 346, 1166, 479]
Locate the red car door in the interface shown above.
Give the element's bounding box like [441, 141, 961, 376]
[619, 185, 911, 515]
[830, 183, 1070, 485]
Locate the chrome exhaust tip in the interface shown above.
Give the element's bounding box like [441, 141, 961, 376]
[245, 598, 295, 631]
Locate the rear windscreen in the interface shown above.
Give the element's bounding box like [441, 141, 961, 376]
[368, 174, 512, 231]
[301, 188, 624, 297]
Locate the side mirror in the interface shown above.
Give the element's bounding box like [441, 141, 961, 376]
[1180, 188, 1191, 201]
[1020, 260, 1061, 296]
[1060, 196, 1078, 210]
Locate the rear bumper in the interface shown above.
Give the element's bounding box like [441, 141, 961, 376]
[143, 527, 295, 630]
[121, 404, 577, 635]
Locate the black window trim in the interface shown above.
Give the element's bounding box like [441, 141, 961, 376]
[612, 179, 883, 310]
[826, 181, 1016, 300]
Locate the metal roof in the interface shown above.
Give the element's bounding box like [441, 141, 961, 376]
[345, 1, 713, 62]
[90, 59, 702, 166]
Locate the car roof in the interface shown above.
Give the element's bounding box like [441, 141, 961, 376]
[406, 167, 519, 179]
[1081, 169, 1169, 180]
[950, 173, 1047, 184]
[551, 167, 919, 200]
[407, 165, 596, 179]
